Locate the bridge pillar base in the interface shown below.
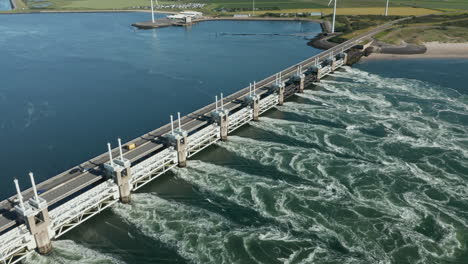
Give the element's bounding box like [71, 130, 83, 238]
[331, 59, 337, 73]
[315, 71, 321, 83]
[278, 85, 285, 106]
[211, 109, 229, 141]
[105, 158, 132, 204]
[342, 53, 348, 65]
[176, 134, 188, 167]
[294, 74, 305, 93]
[34, 226, 53, 255]
[299, 79, 305, 93]
[13, 177, 55, 256]
[164, 130, 188, 168]
[245, 94, 260, 121]
[20, 201, 54, 255]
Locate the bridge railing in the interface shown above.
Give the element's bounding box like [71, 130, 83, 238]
[131, 148, 178, 190]
[259, 94, 279, 115]
[187, 124, 220, 158]
[0, 225, 33, 264]
[228, 107, 252, 133]
[49, 180, 118, 238]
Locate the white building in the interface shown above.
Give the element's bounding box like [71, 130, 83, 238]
[180, 11, 203, 18]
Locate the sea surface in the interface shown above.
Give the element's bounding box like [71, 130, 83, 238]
[0, 0, 11, 11]
[0, 12, 321, 198]
[2, 12, 468, 264]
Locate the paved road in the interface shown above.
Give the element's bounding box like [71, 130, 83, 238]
[0, 18, 403, 234]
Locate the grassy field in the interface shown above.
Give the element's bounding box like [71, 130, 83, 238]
[376, 26, 468, 44]
[8, 0, 468, 12]
[229, 7, 439, 16]
[374, 12, 468, 44]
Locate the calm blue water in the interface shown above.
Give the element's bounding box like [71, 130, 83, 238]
[0, 0, 11, 10]
[0, 12, 320, 197]
[2, 12, 468, 264]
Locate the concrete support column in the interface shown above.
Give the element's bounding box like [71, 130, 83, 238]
[331, 58, 337, 73]
[211, 93, 229, 141]
[252, 96, 260, 121]
[316, 69, 322, 82]
[104, 141, 132, 203]
[219, 114, 228, 141]
[212, 110, 229, 141]
[25, 209, 53, 255]
[298, 75, 305, 93]
[113, 167, 132, 203]
[175, 133, 188, 167]
[342, 53, 348, 65]
[310, 65, 322, 83]
[278, 84, 285, 106]
[13, 177, 54, 255]
[292, 73, 306, 93]
[271, 82, 285, 106]
[163, 114, 188, 168]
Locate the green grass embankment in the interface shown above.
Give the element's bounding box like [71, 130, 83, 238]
[375, 13, 468, 44]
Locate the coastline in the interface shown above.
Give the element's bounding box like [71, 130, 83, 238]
[0, 9, 177, 14]
[364, 42, 468, 60]
[132, 16, 326, 30]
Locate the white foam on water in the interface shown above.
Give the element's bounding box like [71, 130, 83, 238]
[175, 160, 326, 228]
[250, 116, 322, 145]
[113, 193, 323, 264]
[174, 160, 402, 262]
[396, 192, 463, 261]
[25, 240, 125, 264]
[339, 67, 468, 112]
[219, 135, 318, 177]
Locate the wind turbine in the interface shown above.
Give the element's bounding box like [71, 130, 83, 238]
[385, 0, 389, 16]
[252, 0, 255, 16]
[328, 0, 337, 33]
[150, 0, 155, 23]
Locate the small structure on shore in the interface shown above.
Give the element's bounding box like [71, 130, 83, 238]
[133, 10, 203, 29]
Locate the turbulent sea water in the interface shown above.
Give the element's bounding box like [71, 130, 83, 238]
[23, 61, 468, 264]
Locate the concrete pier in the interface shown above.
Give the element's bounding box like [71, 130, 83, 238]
[175, 131, 188, 167]
[104, 142, 132, 203]
[278, 84, 285, 106]
[113, 166, 132, 204]
[211, 110, 229, 141]
[211, 94, 229, 141]
[219, 114, 228, 141]
[245, 94, 260, 121]
[164, 114, 188, 167]
[292, 66, 306, 93]
[331, 58, 337, 72]
[14, 176, 54, 255]
[132, 18, 186, 29]
[26, 207, 53, 254]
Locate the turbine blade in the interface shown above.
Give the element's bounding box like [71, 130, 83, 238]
[328, 0, 333, 6]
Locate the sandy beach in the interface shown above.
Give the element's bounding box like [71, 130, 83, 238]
[365, 42, 468, 60]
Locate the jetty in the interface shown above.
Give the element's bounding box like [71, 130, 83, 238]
[0, 19, 398, 264]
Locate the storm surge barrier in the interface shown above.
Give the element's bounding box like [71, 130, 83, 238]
[0, 21, 389, 263]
